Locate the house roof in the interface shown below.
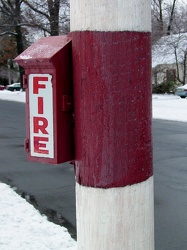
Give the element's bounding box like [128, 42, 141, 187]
[152, 33, 187, 68]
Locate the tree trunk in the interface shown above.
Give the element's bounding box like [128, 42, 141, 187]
[15, 24, 24, 88]
[47, 0, 60, 36]
[167, 0, 177, 35]
[183, 51, 187, 85]
[158, 0, 164, 31]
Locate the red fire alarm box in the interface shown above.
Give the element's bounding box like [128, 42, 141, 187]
[15, 36, 74, 164]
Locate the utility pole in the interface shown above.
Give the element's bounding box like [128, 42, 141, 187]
[70, 0, 154, 249]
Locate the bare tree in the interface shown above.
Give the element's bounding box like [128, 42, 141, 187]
[22, 0, 70, 36]
[0, 35, 18, 84]
[152, 0, 164, 32]
[0, 0, 27, 86]
[171, 3, 187, 34]
[151, 0, 183, 43]
[172, 33, 187, 84]
[166, 0, 177, 35]
[152, 0, 166, 43]
[0, 0, 25, 54]
[0, 0, 70, 85]
[152, 33, 187, 86]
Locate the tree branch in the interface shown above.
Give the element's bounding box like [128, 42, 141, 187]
[23, 0, 49, 19]
[0, 31, 17, 36]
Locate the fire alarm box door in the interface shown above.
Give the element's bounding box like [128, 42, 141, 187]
[29, 74, 54, 159]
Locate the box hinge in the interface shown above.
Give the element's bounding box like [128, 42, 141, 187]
[24, 138, 30, 153]
[23, 75, 28, 89]
[62, 95, 73, 111]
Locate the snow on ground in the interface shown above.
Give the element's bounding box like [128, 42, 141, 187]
[0, 89, 25, 103]
[0, 89, 186, 249]
[152, 94, 187, 122]
[0, 183, 76, 250]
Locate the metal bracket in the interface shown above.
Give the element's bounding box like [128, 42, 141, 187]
[23, 75, 28, 89]
[24, 138, 30, 153]
[62, 95, 73, 111]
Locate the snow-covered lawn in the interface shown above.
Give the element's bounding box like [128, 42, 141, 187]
[0, 90, 186, 249]
[0, 89, 25, 103]
[152, 94, 187, 122]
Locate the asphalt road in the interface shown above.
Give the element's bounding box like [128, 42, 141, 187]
[153, 119, 187, 250]
[0, 99, 187, 249]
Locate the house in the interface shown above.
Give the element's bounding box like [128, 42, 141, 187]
[152, 33, 187, 86]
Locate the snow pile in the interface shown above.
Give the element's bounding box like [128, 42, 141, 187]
[0, 183, 76, 250]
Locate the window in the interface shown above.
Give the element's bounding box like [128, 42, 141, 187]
[154, 72, 158, 85]
[166, 69, 176, 81]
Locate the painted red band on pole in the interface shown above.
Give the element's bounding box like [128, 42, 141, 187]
[71, 31, 152, 188]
